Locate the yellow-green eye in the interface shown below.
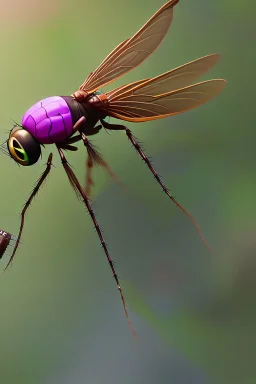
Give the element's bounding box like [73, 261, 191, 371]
[7, 128, 41, 166]
[8, 137, 30, 165]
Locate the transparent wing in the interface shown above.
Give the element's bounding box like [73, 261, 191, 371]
[100, 54, 227, 121]
[79, 0, 179, 94]
[103, 80, 227, 122]
[108, 54, 221, 100]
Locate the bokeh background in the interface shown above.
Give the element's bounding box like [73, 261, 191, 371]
[0, 0, 255, 383]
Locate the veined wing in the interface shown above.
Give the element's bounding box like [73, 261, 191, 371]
[99, 55, 227, 122]
[103, 80, 226, 122]
[106, 78, 151, 98]
[108, 54, 222, 101]
[79, 0, 179, 94]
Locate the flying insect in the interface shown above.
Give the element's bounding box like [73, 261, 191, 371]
[1, 0, 226, 336]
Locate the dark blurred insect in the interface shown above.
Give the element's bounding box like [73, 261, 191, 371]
[1, 0, 226, 337]
[0, 230, 17, 259]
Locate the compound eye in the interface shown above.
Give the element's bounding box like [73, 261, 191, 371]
[7, 129, 41, 166]
[8, 136, 30, 165]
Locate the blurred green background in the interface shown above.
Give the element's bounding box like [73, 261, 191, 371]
[0, 1, 255, 383]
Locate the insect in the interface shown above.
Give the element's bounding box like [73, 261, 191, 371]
[1, 0, 226, 336]
[0, 230, 17, 259]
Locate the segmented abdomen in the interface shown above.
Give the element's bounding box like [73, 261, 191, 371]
[22, 96, 73, 144]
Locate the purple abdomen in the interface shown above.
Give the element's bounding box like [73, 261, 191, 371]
[22, 96, 73, 144]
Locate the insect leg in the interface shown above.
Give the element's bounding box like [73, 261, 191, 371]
[56, 146, 136, 338]
[85, 148, 94, 196]
[85, 124, 103, 137]
[65, 135, 82, 145]
[4, 153, 54, 270]
[73, 116, 86, 133]
[101, 119, 213, 254]
[80, 132, 124, 196]
[100, 119, 126, 131]
[58, 144, 78, 152]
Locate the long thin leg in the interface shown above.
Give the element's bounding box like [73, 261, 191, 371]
[80, 132, 126, 196]
[85, 152, 94, 196]
[4, 153, 54, 271]
[101, 119, 213, 254]
[56, 146, 136, 338]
